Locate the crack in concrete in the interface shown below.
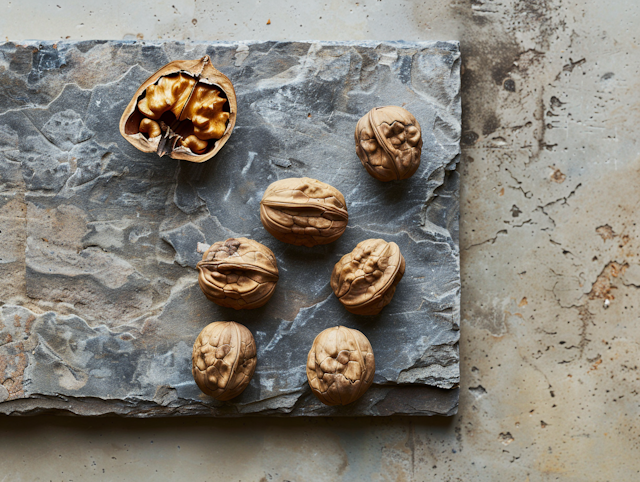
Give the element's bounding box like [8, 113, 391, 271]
[464, 229, 508, 251]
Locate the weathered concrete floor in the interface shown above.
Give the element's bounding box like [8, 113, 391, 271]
[1, 0, 640, 480]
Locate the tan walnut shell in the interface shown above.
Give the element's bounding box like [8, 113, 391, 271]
[196, 238, 279, 310]
[331, 239, 405, 315]
[119, 55, 237, 163]
[260, 177, 348, 247]
[306, 326, 375, 406]
[192, 321, 257, 401]
[355, 105, 422, 181]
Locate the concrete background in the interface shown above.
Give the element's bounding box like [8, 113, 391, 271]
[1, 0, 639, 480]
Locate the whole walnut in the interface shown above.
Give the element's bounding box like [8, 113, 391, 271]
[119, 56, 237, 163]
[260, 177, 348, 247]
[331, 239, 405, 315]
[355, 106, 422, 181]
[306, 326, 375, 406]
[197, 238, 279, 310]
[192, 321, 257, 401]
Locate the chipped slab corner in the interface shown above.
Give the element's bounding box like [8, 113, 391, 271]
[0, 40, 460, 417]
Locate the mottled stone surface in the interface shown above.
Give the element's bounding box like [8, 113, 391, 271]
[0, 40, 460, 416]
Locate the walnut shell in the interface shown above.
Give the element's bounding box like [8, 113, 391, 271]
[331, 239, 405, 315]
[119, 56, 237, 163]
[306, 326, 375, 406]
[260, 177, 348, 247]
[355, 106, 422, 181]
[192, 321, 257, 401]
[196, 238, 279, 310]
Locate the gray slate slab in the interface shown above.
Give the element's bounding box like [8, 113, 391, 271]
[0, 40, 460, 416]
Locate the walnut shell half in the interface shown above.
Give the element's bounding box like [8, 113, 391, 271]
[119, 56, 237, 163]
[331, 239, 405, 315]
[197, 238, 279, 310]
[192, 321, 257, 401]
[355, 106, 422, 181]
[260, 177, 348, 247]
[306, 326, 375, 406]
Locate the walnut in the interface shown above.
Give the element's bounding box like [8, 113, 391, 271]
[260, 177, 348, 247]
[196, 238, 279, 310]
[306, 326, 375, 406]
[331, 239, 405, 315]
[119, 56, 237, 163]
[355, 106, 422, 181]
[192, 321, 257, 401]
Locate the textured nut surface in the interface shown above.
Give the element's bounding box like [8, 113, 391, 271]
[197, 238, 279, 310]
[355, 105, 422, 181]
[306, 326, 375, 406]
[192, 321, 257, 401]
[119, 56, 237, 163]
[331, 238, 405, 315]
[260, 177, 348, 247]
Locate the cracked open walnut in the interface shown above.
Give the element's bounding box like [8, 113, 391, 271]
[119, 56, 237, 163]
[331, 238, 405, 315]
[306, 326, 375, 406]
[192, 321, 257, 401]
[355, 106, 422, 181]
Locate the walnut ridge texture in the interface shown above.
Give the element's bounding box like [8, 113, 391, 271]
[306, 326, 375, 406]
[192, 321, 257, 401]
[331, 239, 406, 315]
[119, 55, 237, 162]
[260, 177, 349, 247]
[197, 238, 279, 310]
[355, 106, 422, 181]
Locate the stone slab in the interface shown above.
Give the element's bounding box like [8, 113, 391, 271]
[0, 40, 460, 416]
